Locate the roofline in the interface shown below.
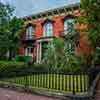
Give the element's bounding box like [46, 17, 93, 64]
[22, 3, 80, 21]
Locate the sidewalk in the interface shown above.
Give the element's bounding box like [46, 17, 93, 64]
[0, 88, 59, 100]
[93, 80, 100, 100]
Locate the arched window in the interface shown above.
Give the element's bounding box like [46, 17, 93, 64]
[26, 25, 34, 40]
[64, 18, 74, 34]
[43, 22, 53, 37]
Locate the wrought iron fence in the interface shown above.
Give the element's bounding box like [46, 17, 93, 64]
[0, 71, 89, 95]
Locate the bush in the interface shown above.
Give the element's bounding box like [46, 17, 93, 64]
[33, 63, 48, 72]
[16, 55, 33, 62]
[0, 61, 48, 78]
[0, 61, 27, 78]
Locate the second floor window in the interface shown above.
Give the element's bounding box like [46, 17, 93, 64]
[64, 18, 74, 35]
[26, 25, 34, 40]
[44, 22, 53, 37]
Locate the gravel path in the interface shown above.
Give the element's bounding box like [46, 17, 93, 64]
[0, 88, 59, 100]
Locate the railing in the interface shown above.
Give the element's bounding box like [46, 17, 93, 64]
[0, 71, 89, 95]
[25, 35, 34, 40]
[59, 30, 77, 38]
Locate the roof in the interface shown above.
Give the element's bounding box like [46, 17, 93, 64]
[22, 3, 80, 21]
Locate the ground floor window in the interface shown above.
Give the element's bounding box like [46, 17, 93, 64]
[25, 47, 33, 56]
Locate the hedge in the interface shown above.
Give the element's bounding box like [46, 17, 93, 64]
[0, 61, 48, 78]
[15, 55, 33, 62]
[0, 60, 83, 78]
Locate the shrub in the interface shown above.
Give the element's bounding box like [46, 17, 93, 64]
[15, 55, 33, 62]
[33, 63, 48, 72]
[0, 61, 27, 78]
[0, 61, 48, 78]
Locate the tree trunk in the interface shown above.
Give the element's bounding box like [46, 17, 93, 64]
[9, 48, 15, 60]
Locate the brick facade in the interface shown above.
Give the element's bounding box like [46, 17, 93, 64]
[19, 3, 90, 62]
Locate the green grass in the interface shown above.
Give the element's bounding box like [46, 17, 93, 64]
[0, 74, 89, 94]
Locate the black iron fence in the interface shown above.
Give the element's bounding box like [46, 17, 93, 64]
[0, 71, 89, 95]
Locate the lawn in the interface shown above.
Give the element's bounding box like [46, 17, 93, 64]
[0, 73, 89, 94]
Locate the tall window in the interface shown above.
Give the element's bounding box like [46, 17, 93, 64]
[44, 22, 53, 37]
[64, 18, 74, 34]
[25, 47, 33, 56]
[26, 25, 34, 40]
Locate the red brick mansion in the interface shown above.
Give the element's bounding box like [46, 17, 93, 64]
[19, 3, 90, 63]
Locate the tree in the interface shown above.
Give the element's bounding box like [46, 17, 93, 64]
[42, 22, 82, 72]
[42, 38, 82, 72]
[43, 38, 65, 70]
[78, 0, 100, 66]
[0, 2, 24, 60]
[0, 2, 14, 59]
[8, 17, 23, 60]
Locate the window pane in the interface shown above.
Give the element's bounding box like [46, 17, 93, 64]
[44, 22, 53, 37]
[25, 47, 33, 56]
[64, 19, 74, 34]
[26, 26, 34, 39]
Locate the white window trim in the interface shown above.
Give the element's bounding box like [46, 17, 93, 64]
[25, 47, 33, 57]
[26, 26, 34, 39]
[64, 18, 74, 34]
[43, 22, 53, 37]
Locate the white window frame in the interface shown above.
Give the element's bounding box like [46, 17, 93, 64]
[25, 47, 33, 57]
[43, 22, 53, 37]
[64, 18, 74, 34]
[26, 26, 34, 39]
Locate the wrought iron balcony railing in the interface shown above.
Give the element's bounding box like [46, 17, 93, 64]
[25, 35, 34, 40]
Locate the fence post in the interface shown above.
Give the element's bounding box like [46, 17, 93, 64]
[25, 75, 29, 88]
[24, 62, 30, 89]
[72, 74, 75, 95]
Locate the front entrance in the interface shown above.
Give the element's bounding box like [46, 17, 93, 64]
[36, 38, 53, 63]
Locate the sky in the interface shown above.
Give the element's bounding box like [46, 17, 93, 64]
[1, 0, 80, 17]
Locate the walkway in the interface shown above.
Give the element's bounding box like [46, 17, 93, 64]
[0, 88, 59, 100]
[93, 79, 100, 100]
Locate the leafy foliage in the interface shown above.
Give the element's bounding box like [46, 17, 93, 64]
[0, 2, 24, 60]
[42, 38, 82, 72]
[0, 61, 48, 78]
[42, 20, 83, 72]
[8, 17, 24, 60]
[0, 3, 14, 59]
[80, 0, 100, 66]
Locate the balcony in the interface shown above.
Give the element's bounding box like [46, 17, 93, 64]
[25, 35, 34, 40]
[22, 35, 35, 44]
[60, 30, 77, 39]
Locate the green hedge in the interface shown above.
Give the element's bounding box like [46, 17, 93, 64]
[15, 55, 33, 62]
[0, 61, 26, 78]
[0, 61, 48, 78]
[0, 60, 83, 78]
